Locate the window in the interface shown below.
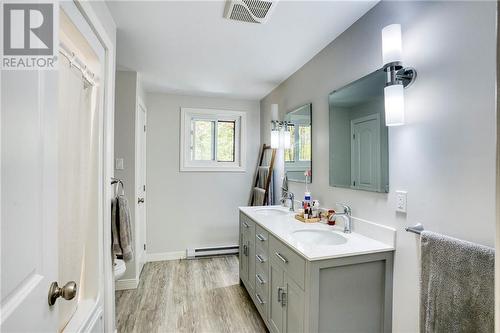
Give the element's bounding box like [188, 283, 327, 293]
[285, 125, 295, 162]
[181, 108, 246, 172]
[285, 123, 311, 163]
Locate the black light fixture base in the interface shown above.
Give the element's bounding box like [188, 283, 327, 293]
[396, 67, 417, 88]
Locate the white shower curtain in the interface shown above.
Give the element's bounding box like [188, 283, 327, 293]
[58, 55, 99, 331]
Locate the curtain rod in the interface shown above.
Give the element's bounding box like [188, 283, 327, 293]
[59, 41, 98, 85]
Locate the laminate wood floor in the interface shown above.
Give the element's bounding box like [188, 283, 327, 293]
[115, 255, 267, 333]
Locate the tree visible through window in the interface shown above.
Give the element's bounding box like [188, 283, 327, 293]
[217, 121, 235, 162]
[191, 119, 235, 162]
[285, 124, 311, 162]
[192, 120, 214, 161]
[285, 124, 295, 162]
[298, 125, 311, 161]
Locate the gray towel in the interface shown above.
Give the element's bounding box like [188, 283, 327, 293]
[420, 231, 494, 333]
[111, 195, 134, 262]
[257, 166, 269, 188]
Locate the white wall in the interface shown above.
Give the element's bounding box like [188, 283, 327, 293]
[146, 93, 260, 257]
[260, 1, 496, 332]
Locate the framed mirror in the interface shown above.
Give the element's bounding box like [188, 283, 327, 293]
[284, 103, 312, 183]
[329, 70, 389, 193]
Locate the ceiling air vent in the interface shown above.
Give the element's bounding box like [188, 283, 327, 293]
[224, 0, 278, 24]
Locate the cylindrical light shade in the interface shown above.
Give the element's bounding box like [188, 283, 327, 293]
[271, 104, 279, 121]
[271, 129, 280, 148]
[384, 84, 405, 126]
[382, 24, 402, 65]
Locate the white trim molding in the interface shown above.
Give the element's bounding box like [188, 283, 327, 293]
[146, 251, 186, 262]
[180, 107, 247, 172]
[115, 278, 139, 291]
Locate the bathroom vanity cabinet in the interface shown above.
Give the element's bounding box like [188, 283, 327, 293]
[239, 211, 394, 333]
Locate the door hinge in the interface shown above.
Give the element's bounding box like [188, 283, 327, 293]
[143, 185, 146, 191]
[353, 133, 355, 139]
[144, 244, 146, 251]
[353, 181, 356, 186]
[144, 125, 146, 132]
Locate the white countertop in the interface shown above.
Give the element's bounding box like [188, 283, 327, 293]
[239, 205, 395, 261]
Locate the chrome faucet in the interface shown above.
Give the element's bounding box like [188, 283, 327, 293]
[328, 203, 352, 233]
[280, 191, 295, 212]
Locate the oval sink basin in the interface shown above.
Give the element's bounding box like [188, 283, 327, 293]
[254, 208, 289, 216]
[292, 229, 347, 246]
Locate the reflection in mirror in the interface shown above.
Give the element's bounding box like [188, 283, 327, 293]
[329, 70, 389, 193]
[284, 103, 312, 183]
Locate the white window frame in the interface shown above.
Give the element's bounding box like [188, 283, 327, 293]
[180, 107, 246, 172]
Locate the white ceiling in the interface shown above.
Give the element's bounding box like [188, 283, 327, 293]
[106, 0, 379, 99]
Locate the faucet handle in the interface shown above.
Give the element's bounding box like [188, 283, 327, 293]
[336, 203, 351, 214]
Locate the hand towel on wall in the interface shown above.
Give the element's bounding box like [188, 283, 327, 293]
[111, 197, 121, 257]
[420, 231, 494, 333]
[111, 195, 134, 262]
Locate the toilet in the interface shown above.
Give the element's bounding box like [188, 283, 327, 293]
[114, 259, 126, 280]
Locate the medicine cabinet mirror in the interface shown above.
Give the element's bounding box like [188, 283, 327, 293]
[284, 103, 312, 183]
[329, 70, 389, 193]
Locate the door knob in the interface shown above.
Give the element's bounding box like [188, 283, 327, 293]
[138, 197, 145, 204]
[48, 281, 77, 306]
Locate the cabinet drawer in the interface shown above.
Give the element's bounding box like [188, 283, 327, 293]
[255, 225, 269, 250]
[255, 244, 269, 270]
[255, 281, 268, 320]
[255, 264, 269, 287]
[240, 213, 255, 231]
[269, 235, 305, 289]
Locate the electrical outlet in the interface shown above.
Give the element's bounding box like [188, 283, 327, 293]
[396, 191, 407, 213]
[115, 158, 124, 170]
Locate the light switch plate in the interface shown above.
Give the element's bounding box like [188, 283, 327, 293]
[115, 158, 124, 170]
[396, 190, 407, 213]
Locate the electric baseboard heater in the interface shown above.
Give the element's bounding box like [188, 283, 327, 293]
[186, 245, 239, 259]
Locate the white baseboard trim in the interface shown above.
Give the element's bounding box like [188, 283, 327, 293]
[146, 251, 186, 262]
[115, 278, 139, 291]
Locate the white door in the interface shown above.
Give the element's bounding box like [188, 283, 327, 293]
[351, 114, 381, 192]
[1, 2, 106, 332]
[1, 67, 59, 332]
[136, 100, 147, 273]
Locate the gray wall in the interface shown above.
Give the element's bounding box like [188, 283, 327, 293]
[146, 93, 260, 256]
[260, 1, 496, 331]
[114, 70, 139, 281]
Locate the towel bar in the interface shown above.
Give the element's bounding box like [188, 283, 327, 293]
[405, 223, 424, 235]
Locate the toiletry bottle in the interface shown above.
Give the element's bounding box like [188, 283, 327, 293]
[312, 200, 320, 218]
[327, 209, 336, 225]
[304, 192, 311, 207]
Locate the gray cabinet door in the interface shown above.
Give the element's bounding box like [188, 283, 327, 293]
[269, 261, 285, 333]
[239, 223, 249, 283]
[248, 226, 256, 290]
[284, 275, 305, 333]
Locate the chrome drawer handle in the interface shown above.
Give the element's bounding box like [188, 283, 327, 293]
[242, 221, 249, 228]
[256, 274, 266, 284]
[256, 254, 265, 263]
[256, 293, 266, 305]
[275, 252, 288, 264]
[256, 234, 266, 241]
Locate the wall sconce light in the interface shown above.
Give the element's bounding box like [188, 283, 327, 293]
[270, 104, 291, 149]
[382, 24, 417, 126]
